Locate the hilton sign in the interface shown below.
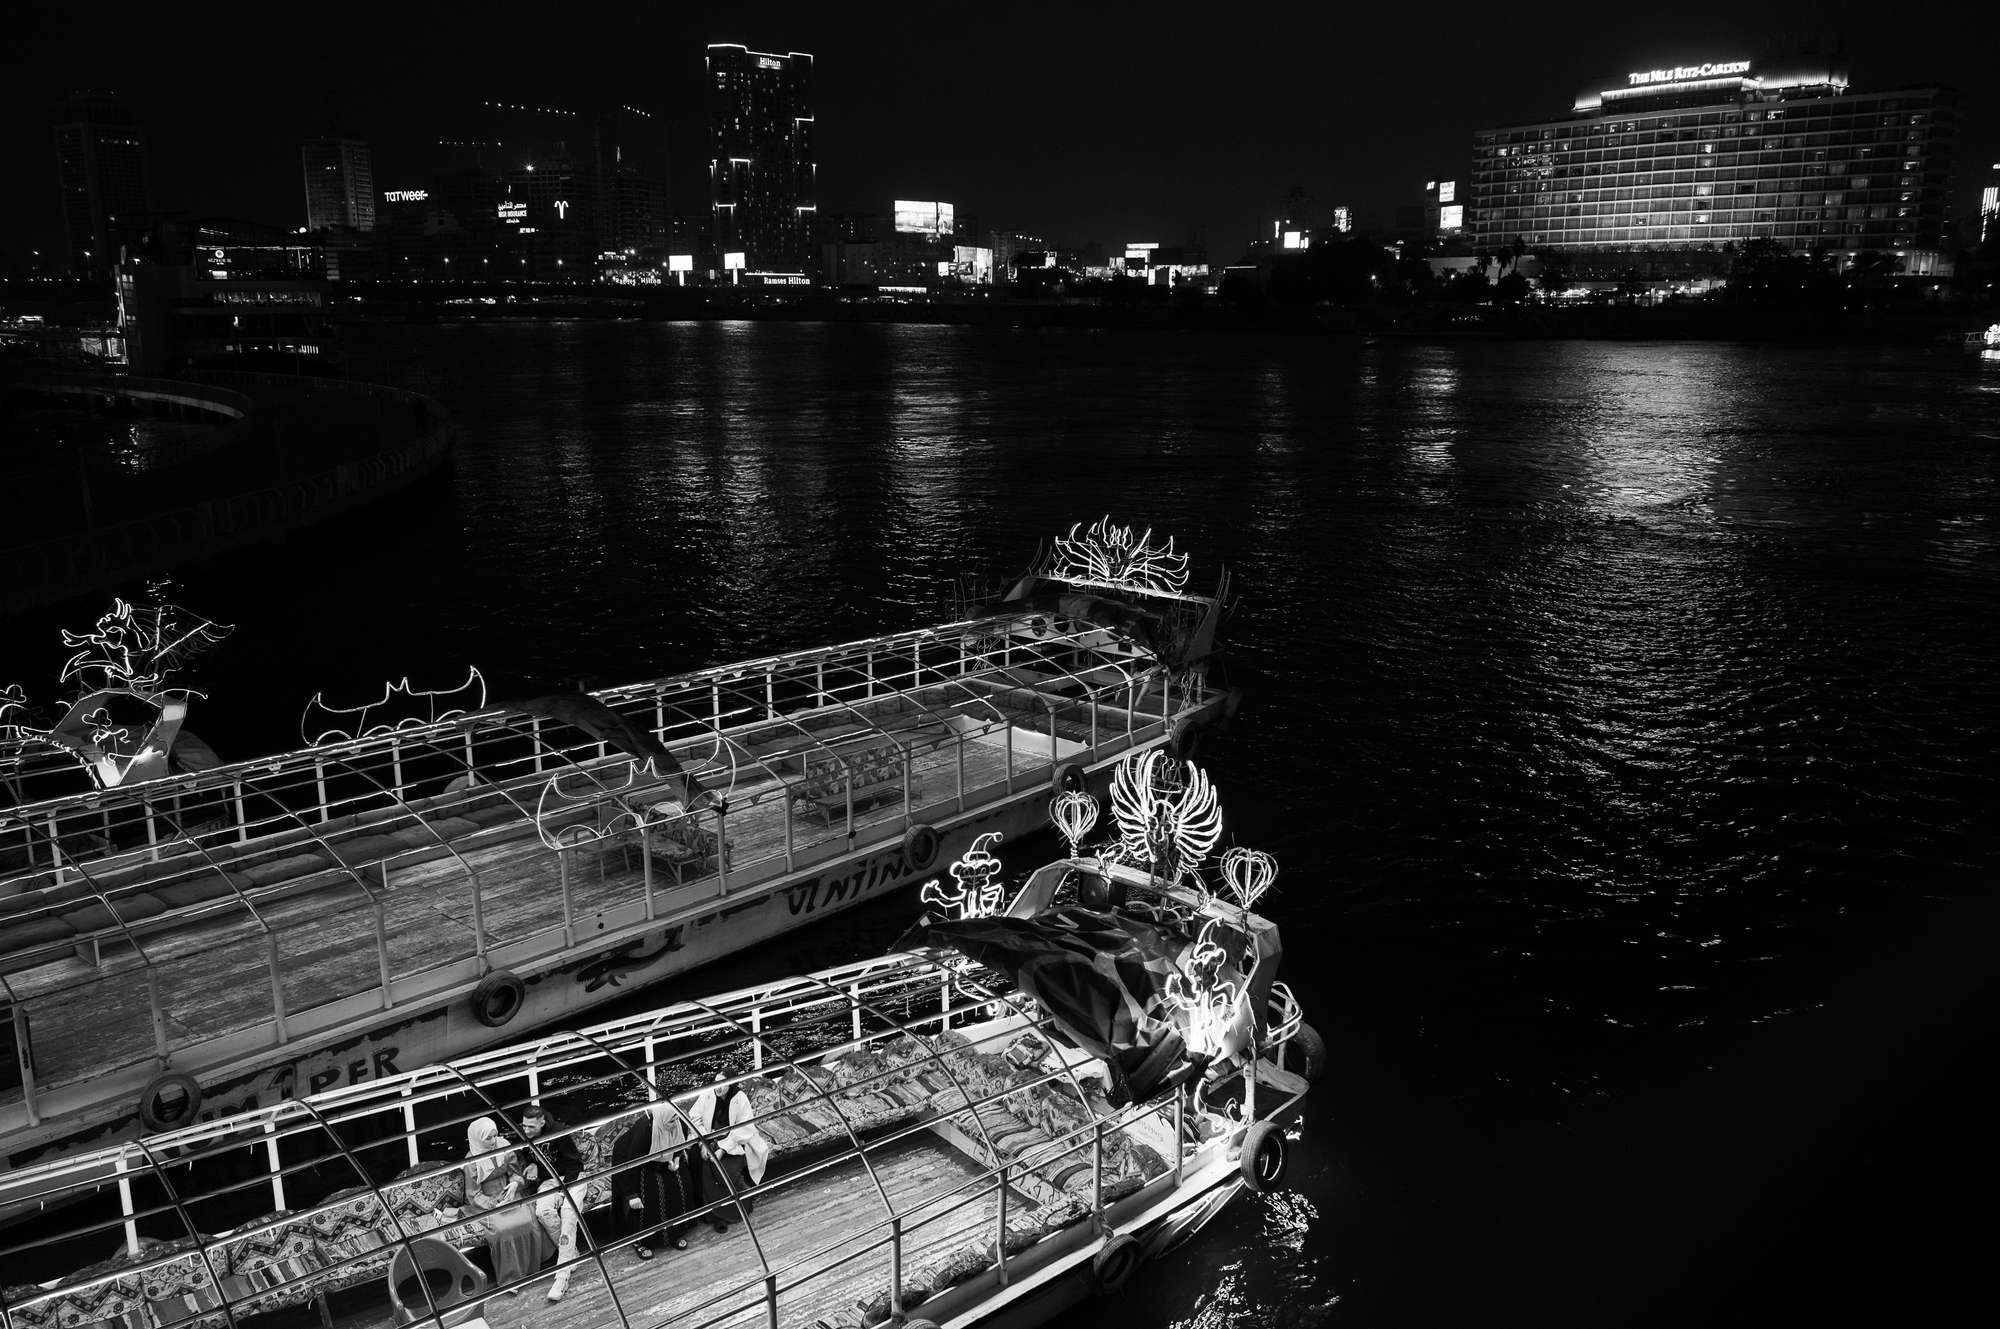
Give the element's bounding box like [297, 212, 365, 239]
[1628, 61, 1750, 86]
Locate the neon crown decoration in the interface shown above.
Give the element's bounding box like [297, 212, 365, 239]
[1050, 516, 1190, 596]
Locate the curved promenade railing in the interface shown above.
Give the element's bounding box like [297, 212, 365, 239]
[0, 372, 455, 617]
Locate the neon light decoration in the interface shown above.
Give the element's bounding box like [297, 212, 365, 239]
[3, 599, 233, 787]
[1050, 516, 1190, 595]
[1109, 750, 1221, 887]
[534, 760, 697, 852]
[300, 668, 487, 746]
[58, 598, 234, 695]
[1217, 846, 1278, 914]
[1050, 789, 1100, 857]
[1163, 918, 1255, 1062]
[919, 831, 1008, 920]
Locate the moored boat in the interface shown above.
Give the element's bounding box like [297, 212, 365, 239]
[0, 755, 1314, 1329]
[0, 519, 1239, 1188]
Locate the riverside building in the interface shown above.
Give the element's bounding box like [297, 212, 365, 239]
[1470, 59, 1959, 279]
[708, 44, 817, 279]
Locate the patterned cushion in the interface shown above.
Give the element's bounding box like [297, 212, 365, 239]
[303, 1188, 394, 1263]
[212, 1213, 324, 1314]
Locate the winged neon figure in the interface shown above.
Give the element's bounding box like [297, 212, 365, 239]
[1109, 749, 1222, 888]
[1050, 515, 1190, 596]
[300, 667, 488, 746]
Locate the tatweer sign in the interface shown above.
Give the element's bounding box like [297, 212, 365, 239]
[1628, 61, 1750, 86]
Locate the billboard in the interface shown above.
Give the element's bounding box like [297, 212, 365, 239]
[667, 254, 694, 273]
[1438, 180, 1456, 203]
[722, 252, 746, 270]
[1439, 204, 1464, 231]
[498, 202, 527, 224]
[894, 200, 954, 238]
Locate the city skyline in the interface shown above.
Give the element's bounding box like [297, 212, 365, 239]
[3, 0, 1998, 268]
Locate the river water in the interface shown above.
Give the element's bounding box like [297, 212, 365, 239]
[13, 323, 1999, 1325]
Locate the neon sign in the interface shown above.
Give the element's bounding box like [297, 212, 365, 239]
[1627, 60, 1750, 86]
[919, 832, 1008, 919]
[1164, 918, 1255, 1061]
[383, 190, 429, 203]
[1109, 750, 1221, 886]
[1217, 846, 1278, 914]
[535, 760, 696, 853]
[1051, 515, 1191, 595]
[498, 202, 527, 223]
[300, 668, 487, 746]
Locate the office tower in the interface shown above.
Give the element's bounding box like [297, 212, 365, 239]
[1470, 57, 1959, 276]
[707, 44, 816, 274]
[302, 136, 377, 233]
[53, 91, 151, 275]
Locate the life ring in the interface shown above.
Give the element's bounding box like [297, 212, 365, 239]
[1238, 1120, 1288, 1193]
[1290, 1022, 1328, 1084]
[1091, 1232, 1144, 1294]
[903, 823, 942, 874]
[471, 970, 526, 1028]
[1051, 762, 1087, 796]
[138, 1072, 203, 1134]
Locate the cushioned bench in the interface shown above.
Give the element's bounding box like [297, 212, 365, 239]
[788, 742, 920, 824]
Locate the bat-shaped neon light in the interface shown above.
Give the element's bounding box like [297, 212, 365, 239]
[534, 759, 706, 853]
[919, 831, 1008, 920]
[301, 667, 488, 746]
[1050, 516, 1190, 596]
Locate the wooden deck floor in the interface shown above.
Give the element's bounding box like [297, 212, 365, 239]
[325, 1135, 1013, 1329]
[9, 717, 1073, 1092]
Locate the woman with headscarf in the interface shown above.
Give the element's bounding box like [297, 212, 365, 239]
[689, 1073, 771, 1234]
[609, 1098, 697, 1259]
[461, 1116, 554, 1289]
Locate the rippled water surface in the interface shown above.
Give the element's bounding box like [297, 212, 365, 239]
[23, 324, 1999, 1325]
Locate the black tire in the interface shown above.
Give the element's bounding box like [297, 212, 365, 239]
[1239, 1120, 1288, 1193]
[903, 823, 942, 874]
[472, 969, 526, 1028]
[1167, 720, 1201, 762]
[1051, 762, 1087, 796]
[138, 1071, 203, 1134]
[1290, 1022, 1328, 1084]
[1091, 1232, 1144, 1294]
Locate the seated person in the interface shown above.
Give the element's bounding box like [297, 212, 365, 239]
[462, 1117, 553, 1291]
[689, 1072, 772, 1233]
[610, 1100, 698, 1259]
[517, 1102, 590, 1303]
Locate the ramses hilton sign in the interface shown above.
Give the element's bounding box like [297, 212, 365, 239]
[1628, 60, 1750, 86]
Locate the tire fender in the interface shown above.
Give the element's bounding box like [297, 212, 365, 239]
[903, 823, 942, 874]
[138, 1071, 203, 1134]
[472, 969, 526, 1028]
[1051, 762, 1087, 796]
[1092, 1231, 1144, 1294]
[1239, 1119, 1288, 1193]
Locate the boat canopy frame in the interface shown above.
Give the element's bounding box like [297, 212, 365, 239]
[0, 944, 1256, 1329]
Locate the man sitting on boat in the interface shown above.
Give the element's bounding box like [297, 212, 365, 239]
[517, 1102, 589, 1302]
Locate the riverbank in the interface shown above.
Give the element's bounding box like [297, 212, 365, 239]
[325, 285, 1998, 346]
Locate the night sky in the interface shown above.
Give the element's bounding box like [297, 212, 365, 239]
[3, 0, 1997, 265]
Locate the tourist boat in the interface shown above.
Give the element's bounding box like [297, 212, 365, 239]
[0, 519, 1239, 1193]
[0, 757, 1316, 1329]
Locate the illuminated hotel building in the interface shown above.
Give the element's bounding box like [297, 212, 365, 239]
[302, 136, 377, 233]
[1470, 60, 1959, 276]
[53, 91, 151, 275]
[707, 44, 816, 275]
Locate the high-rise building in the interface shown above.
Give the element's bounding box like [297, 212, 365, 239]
[1470, 57, 1959, 276]
[302, 136, 377, 233]
[53, 91, 151, 275]
[707, 44, 816, 275]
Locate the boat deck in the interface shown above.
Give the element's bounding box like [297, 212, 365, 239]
[4, 717, 1064, 1096]
[325, 1136, 1013, 1329]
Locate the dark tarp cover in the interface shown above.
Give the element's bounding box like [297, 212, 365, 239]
[901, 905, 1208, 1104]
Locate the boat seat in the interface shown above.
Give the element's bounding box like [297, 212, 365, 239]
[387, 1237, 488, 1325]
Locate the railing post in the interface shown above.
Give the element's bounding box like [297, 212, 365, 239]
[996, 1162, 1011, 1284]
[314, 755, 329, 822]
[390, 735, 405, 799]
[1173, 1091, 1185, 1185]
[640, 824, 655, 920]
[115, 1147, 140, 1257]
[146, 968, 170, 1059]
[266, 933, 289, 1043]
[374, 897, 394, 1009]
[716, 804, 730, 893]
[265, 1114, 288, 1213]
[233, 778, 248, 842]
[558, 852, 574, 948]
[1092, 1118, 1105, 1231]
[766, 1274, 780, 1329]
[750, 1006, 763, 1070]
[402, 1084, 420, 1169]
[955, 731, 966, 815]
[891, 1215, 905, 1318]
[143, 799, 158, 862]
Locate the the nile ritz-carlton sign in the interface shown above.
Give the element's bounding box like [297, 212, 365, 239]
[1471, 57, 1959, 278]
